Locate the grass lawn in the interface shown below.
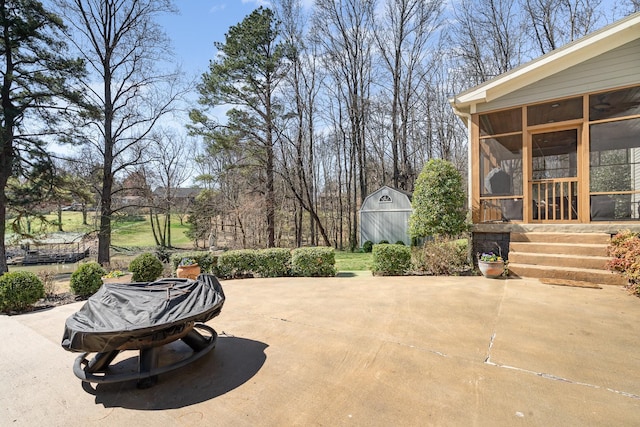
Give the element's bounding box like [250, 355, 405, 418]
[6, 211, 193, 248]
[334, 251, 373, 272]
[6, 212, 376, 272]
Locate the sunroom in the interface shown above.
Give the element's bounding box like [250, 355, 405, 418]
[452, 13, 640, 227]
[450, 12, 640, 284]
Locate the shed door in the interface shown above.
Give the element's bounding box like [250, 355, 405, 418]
[530, 128, 580, 222]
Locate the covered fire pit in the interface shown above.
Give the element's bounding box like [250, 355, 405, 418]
[61, 274, 225, 388]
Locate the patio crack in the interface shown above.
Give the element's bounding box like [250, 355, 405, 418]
[481, 282, 640, 401]
[484, 358, 640, 400]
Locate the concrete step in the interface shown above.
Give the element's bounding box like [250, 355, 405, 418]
[509, 241, 608, 257]
[509, 252, 609, 270]
[510, 232, 612, 244]
[508, 263, 627, 286]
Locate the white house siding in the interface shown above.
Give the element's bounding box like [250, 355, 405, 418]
[476, 38, 640, 113]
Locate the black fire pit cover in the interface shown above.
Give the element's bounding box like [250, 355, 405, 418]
[61, 274, 225, 353]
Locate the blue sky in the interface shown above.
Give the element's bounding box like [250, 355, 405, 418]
[158, 0, 273, 79]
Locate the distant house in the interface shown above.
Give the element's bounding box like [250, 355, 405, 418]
[152, 187, 202, 208]
[359, 186, 412, 246]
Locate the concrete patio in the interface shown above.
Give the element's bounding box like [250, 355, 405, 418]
[1, 274, 639, 426]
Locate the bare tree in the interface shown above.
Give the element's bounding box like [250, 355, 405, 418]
[524, 0, 604, 55]
[314, 0, 375, 250]
[374, 0, 442, 190]
[57, 0, 184, 265]
[451, 0, 525, 84]
[275, 0, 332, 247]
[145, 128, 193, 248]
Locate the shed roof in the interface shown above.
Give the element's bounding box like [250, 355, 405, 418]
[450, 12, 640, 118]
[360, 186, 412, 212]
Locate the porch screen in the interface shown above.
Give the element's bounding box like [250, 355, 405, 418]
[478, 108, 523, 222]
[589, 85, 640, 221]
[590, 117, 640, 221]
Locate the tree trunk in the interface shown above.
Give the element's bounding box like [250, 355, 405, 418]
[97, 172, 112, 266]
[57, 205, 63, 231]
[0, 195, 7, 274]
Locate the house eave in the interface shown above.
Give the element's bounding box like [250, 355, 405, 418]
[451, 12, 640, 113]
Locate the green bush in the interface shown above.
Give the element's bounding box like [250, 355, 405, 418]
[409, 159, 468, 239]
[170, 251, 218, 274]
[412, 238, 469, 275]
[379, 239, 389, 244]
[70, 262, 106, 297]
[0, 271, 45, 312]
[371, 244, 412, 276]
[217, 249, 258, 279]
[395, 240, 406, 245]
[606, 230, 640, 295]
[129, 252, 164, 282]
[255, 248, 291, 277]
[291, 247, 336, 277]
[362, 240, 373, 253]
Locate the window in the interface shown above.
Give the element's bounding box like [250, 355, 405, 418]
[379, 195, 392, 203]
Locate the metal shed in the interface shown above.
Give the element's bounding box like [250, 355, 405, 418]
[359, 186, 412, 246]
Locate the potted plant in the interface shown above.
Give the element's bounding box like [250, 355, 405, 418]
[478, 252, 505, 278]
[176, 257, 200, 279]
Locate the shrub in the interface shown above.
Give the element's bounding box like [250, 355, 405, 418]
[412, 238, 469, 275]
[409, 159, 468, 239]
[371, 244, 412, 276]
[395, 240, 405, 245]
[362, 240, 373, 253]
[606, 230, 640, 295]
[0, 271, 45, 312]
[379, 239, 389, 244]
[170, 251, 218, 274]
[255, 248, 291, 277]
[291, 247, 336, 277]
[70, 262, 106, 297]
[217, 249, 258, 279]
[129, 253, 164, 282]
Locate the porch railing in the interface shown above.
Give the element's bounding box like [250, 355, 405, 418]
[531, 178, 578, 221]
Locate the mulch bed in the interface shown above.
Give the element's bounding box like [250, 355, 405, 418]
[2, 293, 84, 316]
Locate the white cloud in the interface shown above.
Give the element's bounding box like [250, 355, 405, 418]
[209, 3, 227, 13]
[241, 0, 271, 7]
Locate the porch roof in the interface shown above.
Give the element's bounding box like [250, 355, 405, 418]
[450, 12, 640, 119]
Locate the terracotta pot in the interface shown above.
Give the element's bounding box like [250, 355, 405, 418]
[478, 261, 504, 278]
[176, 264, 201, 279]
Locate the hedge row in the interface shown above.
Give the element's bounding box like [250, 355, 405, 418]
[215, 247, 336, 279]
